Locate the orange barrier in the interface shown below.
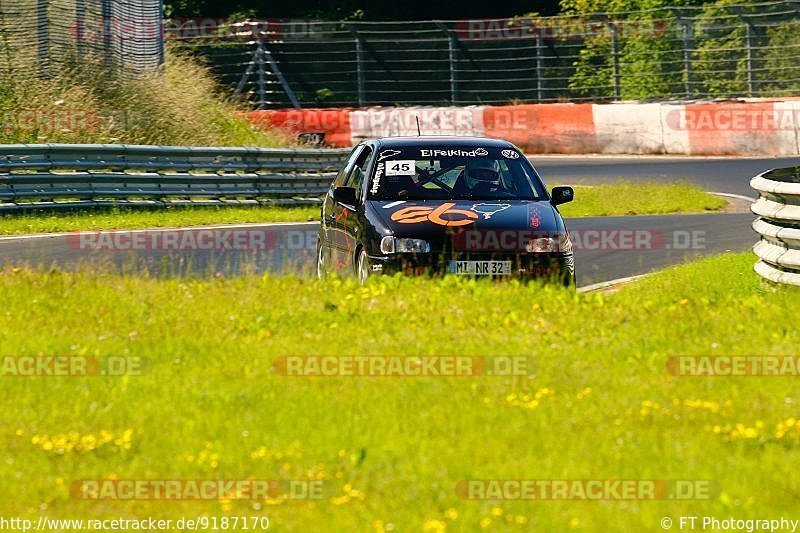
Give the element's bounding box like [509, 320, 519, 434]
[244, 101, 800, 155]
[681, 101, 794, 156]
[246, 109, 352, 147]
[483, 104, 597, 154]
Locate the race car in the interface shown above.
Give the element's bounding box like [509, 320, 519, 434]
[316, 136, 575, 284]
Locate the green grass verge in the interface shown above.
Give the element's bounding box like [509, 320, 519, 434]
[0, 252, 798, 531]
[0, 206, 320, 235]
[0, 182, 725, 235]
[558, 181, 727, 218]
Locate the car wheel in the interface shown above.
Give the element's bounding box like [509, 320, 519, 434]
[316, 240, 326, 279]
[356, 248, 369, 284]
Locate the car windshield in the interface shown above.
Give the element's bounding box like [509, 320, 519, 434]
[368, 145, 546, 201]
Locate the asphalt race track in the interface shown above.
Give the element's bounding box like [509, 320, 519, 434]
[533, 155, 800, 196]
[0, 212, 755, 287]
[0, 157, 766, 286]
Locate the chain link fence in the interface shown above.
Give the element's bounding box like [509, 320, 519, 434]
[0, 0, 163, 77]
[169, 0, 800, 108]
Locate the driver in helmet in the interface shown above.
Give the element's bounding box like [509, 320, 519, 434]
[455, 159, 504, 196]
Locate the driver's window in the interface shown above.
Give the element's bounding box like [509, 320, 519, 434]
[345, 146, 373, 197]
[335, 146, 363, 187]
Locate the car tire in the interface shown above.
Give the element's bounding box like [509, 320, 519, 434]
[316, 240, 326, 280]
[356, 248, 370, 284]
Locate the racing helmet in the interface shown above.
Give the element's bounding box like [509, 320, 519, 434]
[465, 159, 501, 189]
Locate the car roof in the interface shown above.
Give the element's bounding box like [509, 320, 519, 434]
[373, 136, 516, 149]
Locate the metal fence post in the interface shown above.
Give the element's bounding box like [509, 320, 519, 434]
[156, 0, 165, 69]
[745, 21, 756, 97]
[75, 0, 85, 59]
[447, 32, 458, 104]
[37, 0, 49, 79]
[256, 37, 266, 110]
[354, 34, 365, 106]
[610, 22, 621, 100]
[435, 22, 458, 105]
[101, 0, 112, 71]
[535, 32, 544, 102]
[680, 18, 694, 98]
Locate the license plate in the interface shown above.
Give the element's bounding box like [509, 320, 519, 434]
[448, 260, 512, 275]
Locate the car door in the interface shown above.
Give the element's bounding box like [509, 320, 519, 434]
[330, 144, 373, 274]
[341, 145, 373, 273]
[322, 144, 363, 268]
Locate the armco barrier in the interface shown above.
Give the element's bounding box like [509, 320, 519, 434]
[248, 99, 800, 156]
[751, 167, 800, 286]
[0, 144, 350, 210]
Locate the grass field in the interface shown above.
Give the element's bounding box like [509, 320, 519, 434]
[557, 182, 727, 218]
[0, 182, 725, 235]
[0, 252, 798, 531]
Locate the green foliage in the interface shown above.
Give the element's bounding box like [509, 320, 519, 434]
[561, 0, 800, 100]
[315, 88, 335, 102]
[760, 20, 800, 95]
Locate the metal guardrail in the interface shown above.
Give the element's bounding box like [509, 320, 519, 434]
[0, 144, 350, 210]
[751, 167, 800, 286]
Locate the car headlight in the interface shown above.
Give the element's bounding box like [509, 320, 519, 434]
[526, 234, 573, 253]
[397, 238, 431, 253]
[380, 236, 430, 254]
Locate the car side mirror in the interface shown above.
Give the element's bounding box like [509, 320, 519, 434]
[551, 186, 574, 206]
[333, 186, 358, 206]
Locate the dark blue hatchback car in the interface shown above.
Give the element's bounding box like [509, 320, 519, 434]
[317, 136, 575, 284]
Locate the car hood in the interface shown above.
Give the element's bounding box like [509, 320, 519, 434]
[369, 199, 566, 251]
